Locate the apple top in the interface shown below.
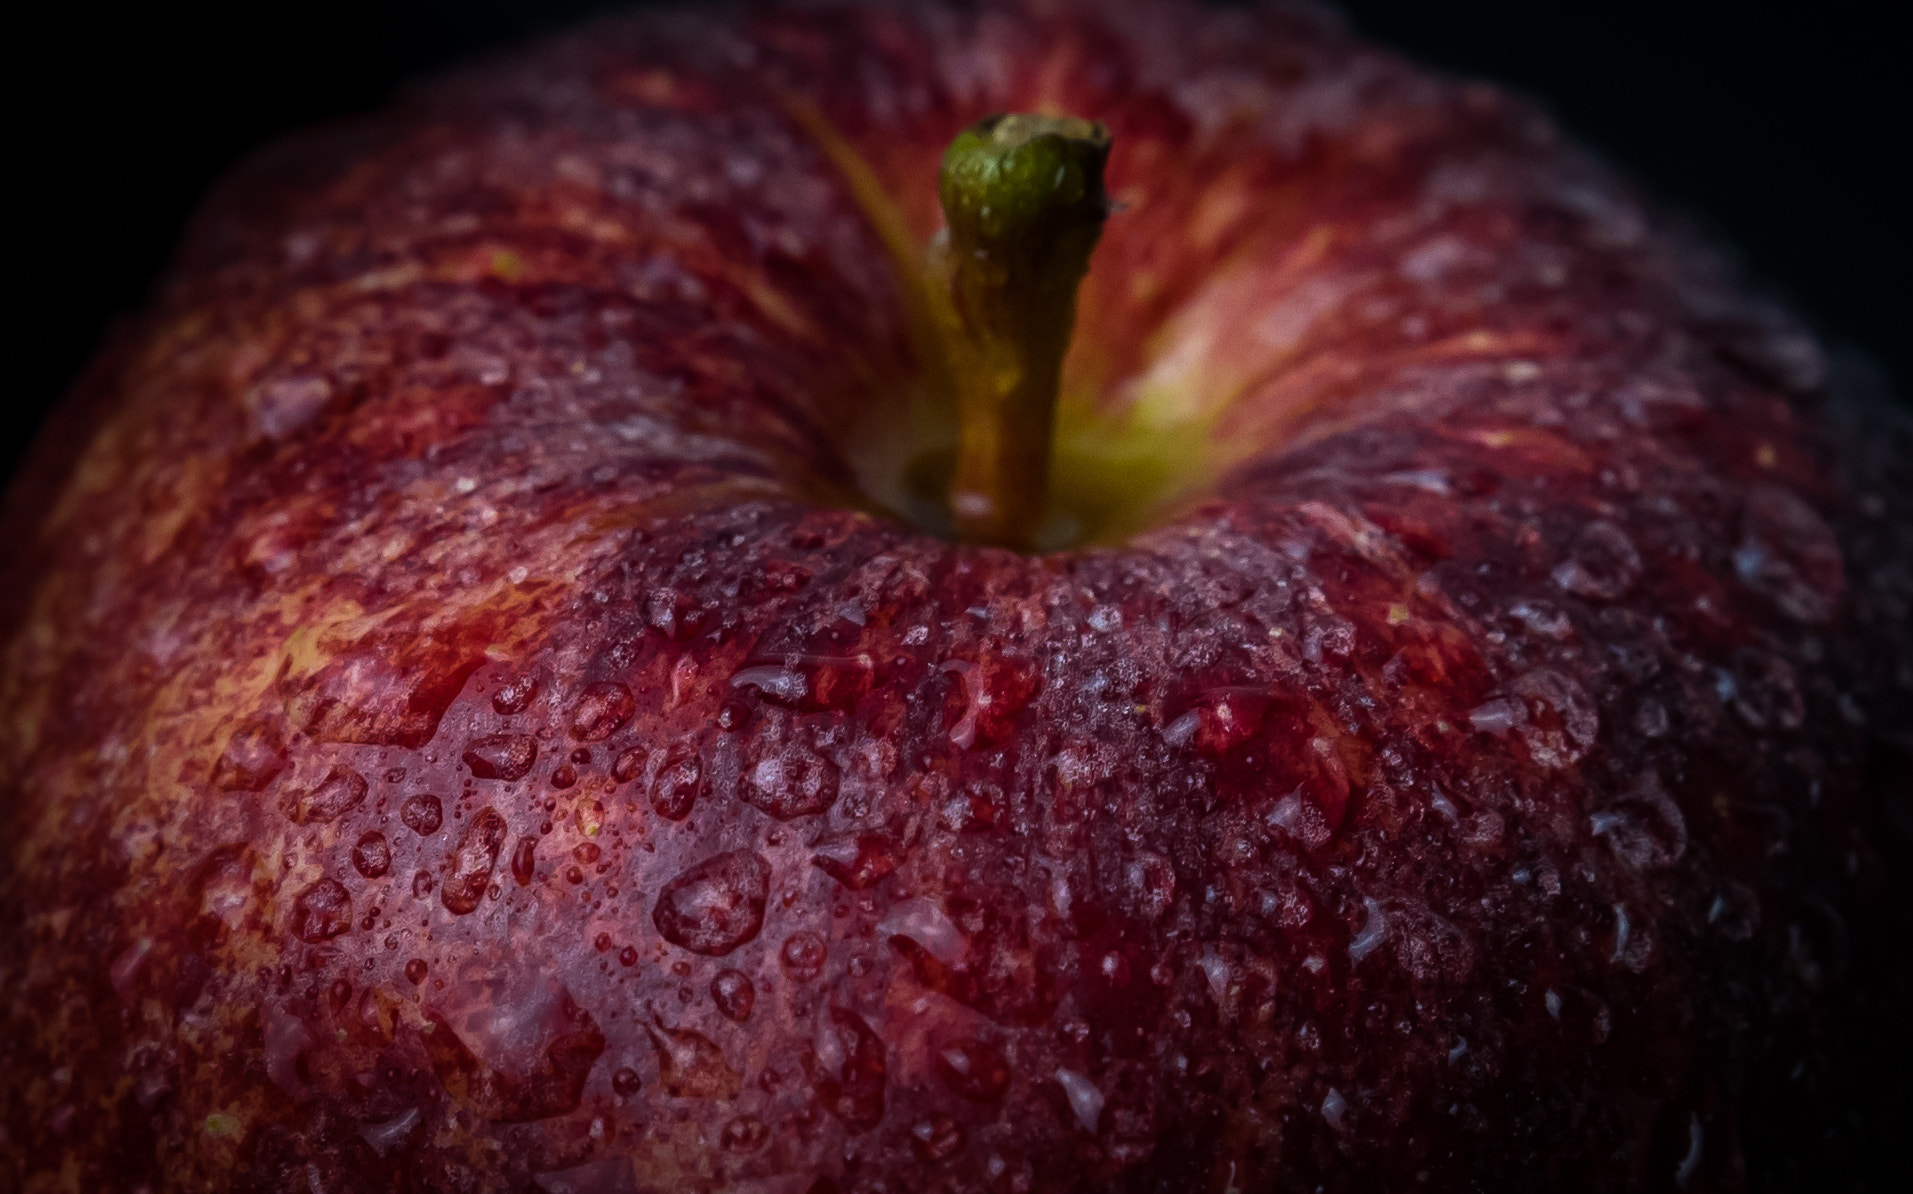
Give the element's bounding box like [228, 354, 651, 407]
[937, 113, 1111, 296]
[932, 114, 1112, 548]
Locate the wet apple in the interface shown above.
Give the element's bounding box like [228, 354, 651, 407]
[2, 1, 1910, 1192]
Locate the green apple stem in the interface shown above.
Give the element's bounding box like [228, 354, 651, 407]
[932, 113, 1110, 549]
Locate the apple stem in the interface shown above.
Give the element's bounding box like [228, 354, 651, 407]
[932, 113, 1110, 549]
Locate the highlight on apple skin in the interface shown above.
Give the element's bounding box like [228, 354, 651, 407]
[2, 1, 1910, 1191]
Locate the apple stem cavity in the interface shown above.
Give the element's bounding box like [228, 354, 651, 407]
[931, 113, 1110, 549]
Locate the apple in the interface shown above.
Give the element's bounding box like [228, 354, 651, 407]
[2, 0, 1909, 1191]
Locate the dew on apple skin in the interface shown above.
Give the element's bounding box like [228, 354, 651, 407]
[711, 969, 756, 1020]
[937, 1039, 1011, 1103]
[740, 745, 839, 820]
[1725, 648, 1805, 731]
[570, 681, 635, 742]
[652, 850, 770, 956]
[811, 1007, 886, 1132]
[1506, 669, 1600, 769]
[1266, 789, 1334, 851]
[611, 1067, 642, 1097]
[405, 958, 428, 985]
[645, 1014, 741, 1099]
[400, 793, 443, 836]
[781, 930, 828, 981]
[1633, 698, 1671, 738]
[282, 766, 368, 824]
[261, 1002, 312, 1095]
[1552, 520, 1642, 601]
[1590, 776, 1688, 869]
[1348, 897, 1388, 964]
[720, 1114, 770, 1153]
[1122, 853, 1177, 921]
[292, 878, 353, 943]
[510, 836, 536, 886]
[611, 745, 647, 784]
[878, 896, 967, 965]
[441, 807, 508, 915]
[911, 1116, 966, 1163]
[1467, 697, 1527, 738]
[1322, 1087, 1349, 1131]
[811, 832, 904, 890]
[351, 831, 391, 879]
[108, 938, 153, 1001]
[650, 743, 704, 821]
[491, 675, 537, 716]
[1707, 881, 1761, 941]
[462, 733, 538, 781]
[1734, 484, 1844, 623]
[1055, 1068, 1105, 1134]
[359, 1106, 420, 1157]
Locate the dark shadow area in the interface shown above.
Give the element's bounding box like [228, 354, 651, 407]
[8, 0, 1906, 485]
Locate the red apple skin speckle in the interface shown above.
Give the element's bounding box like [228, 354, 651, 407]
[2, 2, 1910, 1191]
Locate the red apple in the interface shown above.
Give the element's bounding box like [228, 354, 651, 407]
[2, 1, 1909, 1191]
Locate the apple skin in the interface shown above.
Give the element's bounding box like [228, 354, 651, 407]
[2, 0, 1910, 1190]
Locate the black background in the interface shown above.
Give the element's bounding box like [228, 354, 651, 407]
[9, 0, 1908, 486]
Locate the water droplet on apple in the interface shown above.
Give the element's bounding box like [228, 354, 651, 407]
[1348, 897, 1388, 963]
[492, 674, 538, 715]
[936, 1038, 1010, 1102]
[878, 895, 967, 965]
[1266, 788, 1334, 851]
[911, 1116, 966, 1162]
[283, 766, 369, 824]
[441, 808, 508, 915]
[652, 850, 770, 955]
[743, 743, 840, 821]
[1734, 484, 1844, 623]
[570, 681, 635, 742]
[1506, 669, 1599, 769]
[463, 734, 538, 781]
[1610, 903, 1655, 971]
[650, 743, 704, 820]
[1707, 881, 1761, 941]
[645, 1014, 741, 1098]
[1552, 520, 1642, 600]
[109, 938, 153, 1001]
[401, 793, 444, 836]
[1726, 647, 1804, 730]
[510, 836, 537, 886]
[292, 877, 353, 943]
[352, 831, 391, 879]
[810, 1007, 885, 1132]
[611, 1067, 641, 1097]
[405, 958, 428, 985]
[721, 1115, 770, 1152]
[811, 832, 903, 890]
[1590, 775, 1688, 869]
[611, 745, 648, 784]
[211, 719, 288, 792]
[359, 1106, 420, 1157]
[711, 969, 755, 1021]
[780, 930, 828, 981]
[262, 1001, 313, 1094]
[1054, 1068, 1104, 1134]
[1122, 852, 1177, 921]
